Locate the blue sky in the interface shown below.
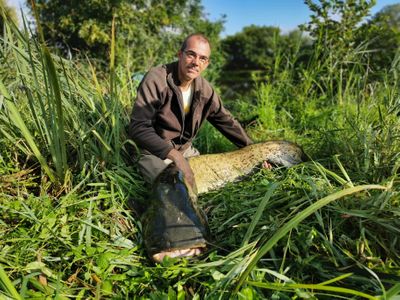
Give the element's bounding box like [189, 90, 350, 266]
[8, 0, 400, 36]
[201, 0, 400, 36]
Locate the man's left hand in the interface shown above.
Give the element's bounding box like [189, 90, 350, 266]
[262, 161, 273, 169]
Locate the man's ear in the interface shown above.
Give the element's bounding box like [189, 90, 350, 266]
[177, 50, 183, 59]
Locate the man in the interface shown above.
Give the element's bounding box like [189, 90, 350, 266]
[129, 33, 253, 261]
[129, 33, 253, 188]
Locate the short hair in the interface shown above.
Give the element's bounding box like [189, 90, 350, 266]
[180, 33, 211, 52]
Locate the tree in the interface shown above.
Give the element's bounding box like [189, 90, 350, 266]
[373, 3, 400, 29]
[220, 25, 282, 94]
[300, 0, 376, 59]
[222, 25, 281, 71]
[298, 0, 378, 103]
[220, 25, 310, 94]
[358, 3, 400, 72]
[25, 0, 224, 72]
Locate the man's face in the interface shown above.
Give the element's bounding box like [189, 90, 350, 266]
[178, 37, 211, 83]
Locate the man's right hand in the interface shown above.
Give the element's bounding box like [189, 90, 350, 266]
[167, 149, 196, 189]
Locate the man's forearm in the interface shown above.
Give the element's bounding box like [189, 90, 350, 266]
[129, 120, 173, 159]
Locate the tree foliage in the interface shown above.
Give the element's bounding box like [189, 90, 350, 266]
[222, 26, 281, 71]
[25, 0, 224, 72]
[373, 3, 400, 29]
[220, 25, 310, 94]
[295, 0, 380, 104]
[300, 0, 376, 58]
[358, 3, 400, 72]
[300, 0, 400, 77]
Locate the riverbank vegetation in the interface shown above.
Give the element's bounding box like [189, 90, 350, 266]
[1, 0, 399, 298]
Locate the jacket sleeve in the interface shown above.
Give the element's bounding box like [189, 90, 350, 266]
[207, 90, 253, 148]
[128, 72, 174, 159]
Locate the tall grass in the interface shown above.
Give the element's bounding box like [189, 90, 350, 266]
[0, 12, 135, 187]
[0, 9, 400, 299]
[243, 36, 400, 184]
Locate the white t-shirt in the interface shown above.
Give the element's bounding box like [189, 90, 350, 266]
[181, 83, 194, 115]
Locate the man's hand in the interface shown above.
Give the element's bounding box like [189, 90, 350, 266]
[167, 149, 196, 188]
[262, 161, 273, 169]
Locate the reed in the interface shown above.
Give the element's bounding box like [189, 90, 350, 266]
[0, 8, 399, 299]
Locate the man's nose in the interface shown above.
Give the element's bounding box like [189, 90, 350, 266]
[192, 55, 200, 65]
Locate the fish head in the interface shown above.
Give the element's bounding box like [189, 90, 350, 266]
[260, 141, 308, 167]
[143, 163, 209, 259]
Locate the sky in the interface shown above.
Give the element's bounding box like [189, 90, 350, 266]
[7, 0, 400, 36]
[202, 0, 400, 36]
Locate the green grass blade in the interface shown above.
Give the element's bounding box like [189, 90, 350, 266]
[86, 199, 93, 247]
[242, 182, 279, 247]
[92, 130, 112, 152]
[0, 265, 22, 300]
[0, 80, 56, 181]
[384, 283, 400, 299]
[333, 155, 354, 187]
[314, 161, 348, 186]
[109, 16, 116, 99]
[42, 45, 68, 179]
[235, 184, 387, 291]
[318, 272, 353, 286]
[246, 280, 378, 300]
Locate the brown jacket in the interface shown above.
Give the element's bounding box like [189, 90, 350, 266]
[129, 61, 252, 159]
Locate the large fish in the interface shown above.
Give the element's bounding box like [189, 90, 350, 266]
[142, 140, 306, 261]
[189, 140, 307, 194]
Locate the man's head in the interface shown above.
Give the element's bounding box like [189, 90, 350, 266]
[177, 34, 211, 84]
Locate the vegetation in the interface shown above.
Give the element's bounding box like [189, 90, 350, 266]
[1, 0, 400, 299]
[220, 0, 400, 97]
[0, 0, 17, 36]
[358, 3, 400, 73]
[220, 26, 310, 95]
[24, 0, 225, 75]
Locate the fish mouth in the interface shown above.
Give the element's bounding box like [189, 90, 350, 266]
[152, 247, 205, 263]
[144, 222, 208, 258]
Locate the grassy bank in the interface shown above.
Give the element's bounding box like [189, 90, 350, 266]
[1, 13, 400, 299]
